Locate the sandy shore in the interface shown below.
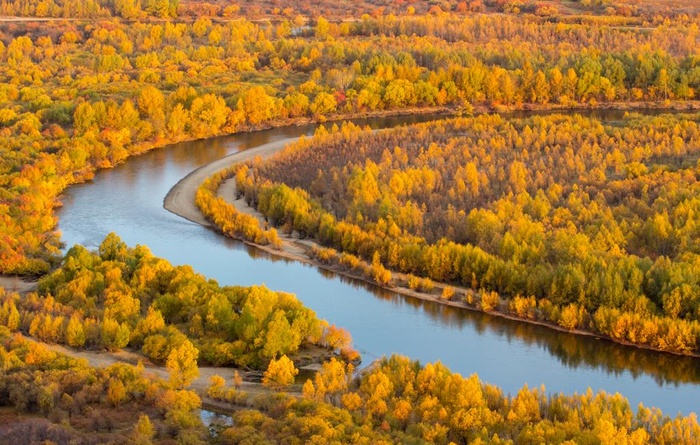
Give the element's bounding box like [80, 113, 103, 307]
[0, 275, 38, 294]
[164, 137, 300, 225]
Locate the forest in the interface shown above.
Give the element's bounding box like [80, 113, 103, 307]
[228, 113, 700, 355]
[3, 238, 700, 444]
[3, 6, 700, 273]
[0, 327, 211, 443]
[4, 232, 353, 368]
[3, 0, 700, 442]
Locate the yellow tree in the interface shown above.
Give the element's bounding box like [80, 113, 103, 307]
[137, 85, 165, 133]
[131, 414, 156, 445]
[310, 92, 337, 119]
[237, 86, 277, 125]
[166, 339, 200, 389]
[65, 315, 86, 348]
[262, 355, 298, 390]
[189, 93, 230, 137]
[313, 357, 353, 405]
[166, 103, 188, 138]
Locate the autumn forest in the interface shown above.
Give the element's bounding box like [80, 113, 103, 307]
[3, 0, 700, 443]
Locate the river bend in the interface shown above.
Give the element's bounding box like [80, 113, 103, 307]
[57, 112, 700, 416]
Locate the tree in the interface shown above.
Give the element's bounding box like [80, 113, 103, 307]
[137, 86, 165, 132]
[310, 92, 337, 118]
[262, 355, 298, 390]
[315, 16, 330, 40]
[233, 370, 243, 389]
[262, 310, 300, 359]
[166, 103, 188, 137]
[237, 86, 277, 125]
[384, 79, 416, 108]
[166, 339, 200, 390]
[99, 232, 127, 261]
[189, 94, 230, 137]
[107, 378, 127, 406]
[65, 315, 86, 348]
[114, 0, 145, 19]
[313, 358, 352, 405]
[131, 414, 156, 445]
[101, 318, 130, 351]
[73, 102, 96, 135]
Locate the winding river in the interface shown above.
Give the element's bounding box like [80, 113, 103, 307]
[57, 111, 700, 416]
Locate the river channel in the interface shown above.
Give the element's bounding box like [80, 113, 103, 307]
[57, 111, 700, 416]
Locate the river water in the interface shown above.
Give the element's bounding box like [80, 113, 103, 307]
[57, 111, 700, 416]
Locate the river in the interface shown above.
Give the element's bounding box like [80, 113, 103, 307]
[57, 111, 700, 416]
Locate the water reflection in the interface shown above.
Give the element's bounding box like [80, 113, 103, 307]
[237, 235, 700, 387]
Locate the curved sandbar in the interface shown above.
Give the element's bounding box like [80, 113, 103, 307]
[163, 137, 300, 225]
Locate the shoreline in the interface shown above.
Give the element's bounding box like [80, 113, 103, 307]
[163, 104, 700, 361]
[163, 137, 300, 226]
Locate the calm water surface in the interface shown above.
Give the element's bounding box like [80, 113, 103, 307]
[58, 112, 700, 416]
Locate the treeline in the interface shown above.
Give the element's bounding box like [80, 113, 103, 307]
[2, 13, 700, 273]
[0, 233, 352, 369]
[222, 113, 700, 355]
[195, 169, 282, 248]
[0, 0, 179, 18]
[0, 327, 208, 444]
[0, 0, 634, 20]
[220, 354, 700, 444]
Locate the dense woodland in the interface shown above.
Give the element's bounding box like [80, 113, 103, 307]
[0, 0, 685, 20]
[0, 328, 209, 443]
[4, 1, 700, 442]
[2, 239, 700, 444]
[3, 10, 700, 273]
[0, 233, 351, 369]
[219, 354, 700, 444]
[227, 113, 700, 355]
[3, 321, 700, 444]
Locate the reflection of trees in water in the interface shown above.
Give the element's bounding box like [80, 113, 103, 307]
[337, 262, 700, 386]
[241, 243, 700, 386]
[537, 331, 700, 386]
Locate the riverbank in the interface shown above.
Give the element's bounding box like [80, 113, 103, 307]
[164, 138, 301, 227]
[164, 107, 700, 361]
[69, 99, 700, 257]
[0, 284, 312, 417]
